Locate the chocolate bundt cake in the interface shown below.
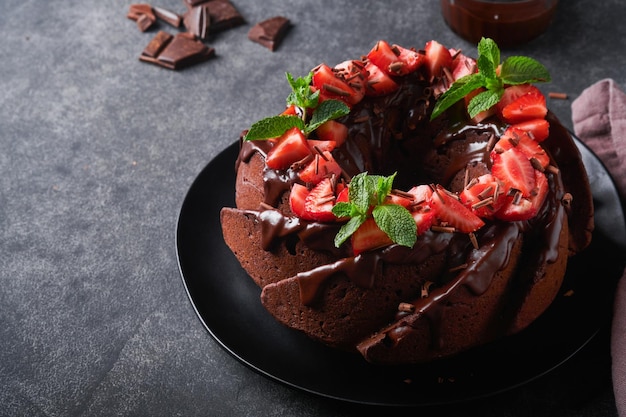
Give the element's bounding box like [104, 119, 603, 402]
[220, 38, 594, 364]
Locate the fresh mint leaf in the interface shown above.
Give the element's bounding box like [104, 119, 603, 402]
[334, 215, 366, 248]
[376, 173, 396, 205]
[333, 172, 417, 249]
[244, 115, 304, 141]
[476, 37, 500, 79]
[305, 99, 350, 134]
[348, 172, 374, 213]
[467, 88, 502, 118]
[372, 204, 417, 248]
[500, 56, 551, 85]
[286, 72, 319, 109]
[332, 201, 358, 218]
[431, 73, 485, 119]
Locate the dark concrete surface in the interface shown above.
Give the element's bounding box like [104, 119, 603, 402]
[1, 1, 625, 416]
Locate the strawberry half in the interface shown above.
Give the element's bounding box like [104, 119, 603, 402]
[265, 127, 312, 170]
[429, 185, 485, 233]
[491, 147, 537, 197]
[500, 89, 547, 124]
[298, 151, 342, 184]
[351, 217, 393, 255]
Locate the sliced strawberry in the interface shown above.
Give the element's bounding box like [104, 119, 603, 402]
[298, 151, 342, 184]
[289, 183, 310, 218]
[450, 49, 477, 81]
[491, 147, 536, 197]
[280, 105, 298, 116]
[429, 185, 485, 233]
[265, 127, 312, 170]
[412, 209, 435, 235]
[351, 217, 393, 255]
[493, 127, 550, 169]
[307, 139, 336, 153]
[367, 40, 403, 76]
[495, 84, 540, 116]
[424, 40, 453, 78]
[336, 185, 349, 203]
[333, 60, 367, 104]
[459, 174, 507, 219]
[385, 192, 413, 209]
[496, 170, 548, 221]
[364, 61, 399, 96]
[391, 43, 425, 75]
[509, 118, 550, 142]
[500, 89, 547, 124]
[406, 184, 433, 204]
[314, 120, 348, 146]
[312, 63, 361, 106]
[302, 177, 339, 222]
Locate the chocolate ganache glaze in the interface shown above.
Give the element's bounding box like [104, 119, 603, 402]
[221, 58, 593, 363]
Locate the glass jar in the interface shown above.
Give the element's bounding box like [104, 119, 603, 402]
[440, 0, 559, 48]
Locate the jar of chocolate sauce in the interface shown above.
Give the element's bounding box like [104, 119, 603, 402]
[440, 0, 558, 48]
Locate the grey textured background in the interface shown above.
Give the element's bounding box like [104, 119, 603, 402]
[1, 0, 625, 416]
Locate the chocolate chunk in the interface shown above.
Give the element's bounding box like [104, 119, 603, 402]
[153, 6, 182, 28]
[141, 30, 173, 58]
[248, 16, 291, 51]
[127, 3, 155, 21]
[184, 0, 244, 37]
[136, 13, 156, 32]
[183, 3, 210, 39]
[140, 33, 215, 70]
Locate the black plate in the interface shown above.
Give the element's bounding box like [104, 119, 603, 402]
[176, 137, 625, 406]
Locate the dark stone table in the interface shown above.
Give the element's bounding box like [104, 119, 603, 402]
[1, 1, 624, 416]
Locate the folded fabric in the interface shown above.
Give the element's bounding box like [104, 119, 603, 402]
[572, 78, 626, 417]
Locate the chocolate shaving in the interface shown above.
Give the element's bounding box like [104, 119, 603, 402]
[398, 302, 415, 313]
[548, 92, 568, 100]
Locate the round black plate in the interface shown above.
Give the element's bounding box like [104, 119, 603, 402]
[176, 138, 625, 406]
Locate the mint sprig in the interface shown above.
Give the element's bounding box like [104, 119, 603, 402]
[332, 172, 417, 249]
[431, 37, 551, 120]
[244, 72, 350, 141]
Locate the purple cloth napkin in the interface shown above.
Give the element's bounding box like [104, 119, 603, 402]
[571, 78, 626, 416]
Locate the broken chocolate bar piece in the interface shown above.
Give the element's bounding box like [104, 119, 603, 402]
[136, 13, 157, 32]
[153, 6, 182, 28]
[183, 3, 210, 39]
[140, 32, 215, 70]
[248, 16, 291, 51]
[183, 0, 244, 37]
[127, 3, 155, 21]
[141, 30, 173, 58]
